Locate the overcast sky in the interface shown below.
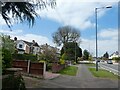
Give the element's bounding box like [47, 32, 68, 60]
[0, 0, 119, 57]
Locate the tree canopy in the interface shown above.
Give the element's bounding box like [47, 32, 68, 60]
[0, 0, 56, 29]
[103, 52, 109, 60]
[83, 49, 89, 60]
[0, 34, 15, 54]
[1, 34, 15, 72]
[52, 25, 81, 46]
[61, 42, 82, 63]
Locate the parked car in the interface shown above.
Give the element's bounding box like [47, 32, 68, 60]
[107, 60, 113, 64]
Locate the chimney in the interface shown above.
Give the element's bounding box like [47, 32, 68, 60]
[14, 37, 17, 41]
[32, 40, 35, 43]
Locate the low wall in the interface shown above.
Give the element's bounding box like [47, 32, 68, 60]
[52, 63, 65, 73]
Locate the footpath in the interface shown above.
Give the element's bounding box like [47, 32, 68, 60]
[23, 64, 118, 88]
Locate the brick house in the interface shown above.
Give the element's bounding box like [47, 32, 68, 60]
[14, 37, 40, 55]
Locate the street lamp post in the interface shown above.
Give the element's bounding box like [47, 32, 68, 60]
[95, 6, 112, 71]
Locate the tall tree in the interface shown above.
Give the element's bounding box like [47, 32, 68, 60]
[83, 49, 89, 60]
[0, 0, 56, 29]
[0, 35, 15, 72]
[60, 42, 82, 63]
[103, 52, 109, 60]
[52, 25, 81, 46]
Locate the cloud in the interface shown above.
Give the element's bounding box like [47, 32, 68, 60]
[15, 34, 55, 46]
[0, 0, 118, 29]
[0, 29, 23, 35]
[98, 28, 118, 39]
[0, 29, 55, 47]
[37, 0, 118, 30]
[80, 38, 118, 57]
[81, 28, 118, 57]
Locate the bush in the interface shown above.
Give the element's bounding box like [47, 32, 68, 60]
[2, 74, 26, 90]
[73, 62, 76, 65]
[2, 49, 13, 73]
[59, 59, 65, 65]
[39, 60, 46, 63]
[112, 57, 120, 62]
[46, 63, 52, 71]
[13, 54, 37, 61]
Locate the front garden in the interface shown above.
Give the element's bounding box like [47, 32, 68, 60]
[58, 66, 78, 76]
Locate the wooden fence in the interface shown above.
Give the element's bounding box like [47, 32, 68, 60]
[12, 60, 46, 77]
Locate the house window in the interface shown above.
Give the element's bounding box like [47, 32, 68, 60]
[19, 44, 23, 48]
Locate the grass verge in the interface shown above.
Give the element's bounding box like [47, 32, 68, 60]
[88, 68, 119, 80]
[58, 66, 78, 76]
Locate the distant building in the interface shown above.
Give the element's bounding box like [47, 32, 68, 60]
[109, 51, 119, 59]
[14, 37, 40, 55]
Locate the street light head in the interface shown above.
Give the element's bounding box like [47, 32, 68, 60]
[106, 6, 112, 8]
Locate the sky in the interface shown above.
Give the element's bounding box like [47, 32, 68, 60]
[0, 0, 119, 57]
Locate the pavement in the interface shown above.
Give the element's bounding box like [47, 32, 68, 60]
[23, 64, 119, 88]
[44, 72, 60, 80]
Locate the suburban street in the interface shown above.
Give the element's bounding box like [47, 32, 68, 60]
[98, 62, 119, 76]
[24, 64, 118, 88]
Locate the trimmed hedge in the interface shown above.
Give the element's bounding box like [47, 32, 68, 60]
[12, 54, 37, 61]
[112, 57, 120, 63]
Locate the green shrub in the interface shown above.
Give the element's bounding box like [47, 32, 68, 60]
[59, 59, 65, 65]
[73, 62, 76, 65]
[112, 57, 120, 62]
[46, 63, 52, 71]
[2, 74, 26, 90]
[2, 49, 12, 73]
[39, 60, 46, 63]
[61, 53, 69, 60]
[13, 54, 37, 61]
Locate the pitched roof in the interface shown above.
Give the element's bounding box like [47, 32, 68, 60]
[33, 42, 39, 47]
[23, 40, 33, 46]
[17, 40, 39, 47]
[110, 51, 119, 56]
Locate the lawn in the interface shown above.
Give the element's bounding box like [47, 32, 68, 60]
[88, 68, 119, 80]
[58, 66, 78, 76]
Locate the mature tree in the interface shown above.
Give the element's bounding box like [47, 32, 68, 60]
[83, 49, 89, 60]
[88, 54, 93, 61]
[0, 0, 56, 29]
[0, 34, 15, 73]
[52, 25, 80, 46]
[60, 42, 82, 63]
[103, 52, 109, 60]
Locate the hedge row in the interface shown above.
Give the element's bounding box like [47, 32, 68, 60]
[12, 54, 37, 61]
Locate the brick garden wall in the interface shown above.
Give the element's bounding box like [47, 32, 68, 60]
[52, 63, 65, 73]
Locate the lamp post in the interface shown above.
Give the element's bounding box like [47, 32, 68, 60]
[95, 6, 112, 71]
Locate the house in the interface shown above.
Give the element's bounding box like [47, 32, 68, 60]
[14, 37, 40, 55]
[109, 51, 119, 59]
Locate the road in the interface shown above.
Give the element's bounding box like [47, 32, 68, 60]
[98, 62, 119, 76]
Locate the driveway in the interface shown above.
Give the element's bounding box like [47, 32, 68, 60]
[23, 64, 118, 88]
